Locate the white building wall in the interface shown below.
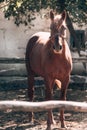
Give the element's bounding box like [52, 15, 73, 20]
[0, 10, 50, 58]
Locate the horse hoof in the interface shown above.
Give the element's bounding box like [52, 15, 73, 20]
[29, 117, 34, 125]
[28, 120, 34, 126]
[46, 126, 52, 130]
[60, 126, 67, 130]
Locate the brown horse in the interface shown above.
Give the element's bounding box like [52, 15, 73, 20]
[25, 10, 72, 130]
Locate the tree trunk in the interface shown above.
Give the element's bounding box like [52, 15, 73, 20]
[66, 13, 80, 55]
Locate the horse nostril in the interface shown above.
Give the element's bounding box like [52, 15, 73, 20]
[53, 45, 55, 49]
[60, 45, 62, 50]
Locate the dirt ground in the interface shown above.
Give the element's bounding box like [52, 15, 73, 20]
[0, 86, 87, 130]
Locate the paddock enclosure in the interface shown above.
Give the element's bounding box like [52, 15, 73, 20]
[0, 29, 87, 130]
[0, 58, 87, 130]
[0, 50, 87, 128]
[0, 83, 87, 130]
[0, 9, 87, 130]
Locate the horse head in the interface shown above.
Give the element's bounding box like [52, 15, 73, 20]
[49, 33, 64, 52]
[50, 10, 67, 38]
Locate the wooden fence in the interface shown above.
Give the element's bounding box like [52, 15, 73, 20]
[0, 57, 87, 74]
[0, 100, 87, 112]
[0, 57, 87, 87]
[0, 57, 87, 64]
[0, 57, 87, 115]
[0, 57, 87, 112]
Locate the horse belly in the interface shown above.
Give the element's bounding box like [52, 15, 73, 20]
[29, 32, 50, 76]
[29, 43, 44, 76]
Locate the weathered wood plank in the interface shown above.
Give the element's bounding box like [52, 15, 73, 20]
[0, 57, 87, 64]
[0, 100, 87, 112]
[0, 57, 25, 64]
[72, 57, 87, 63]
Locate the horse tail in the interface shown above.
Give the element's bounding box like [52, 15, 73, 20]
[55, 79, 61, 89]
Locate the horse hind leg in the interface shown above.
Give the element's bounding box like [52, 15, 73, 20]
[25, 40, 36, 123]
[27, 74, 34, 101]
[27, 74, 34, 123]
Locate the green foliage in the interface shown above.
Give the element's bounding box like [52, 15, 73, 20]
[65, 0, 87, 25]
[0, 0, 87, 26]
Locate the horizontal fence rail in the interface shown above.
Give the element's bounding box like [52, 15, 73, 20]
[0, 57, 24, 64]
[0, 100, 87, 112]
[0, 57, 87, 64]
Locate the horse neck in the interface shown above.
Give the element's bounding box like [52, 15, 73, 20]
[50, 32, 67, 51]
[62, 39, 71, 60]
[47, 32, 69, 57]
[62, 38, 66, 50]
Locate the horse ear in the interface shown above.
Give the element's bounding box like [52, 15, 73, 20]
[50, 10, 54, 21]
[61, 10, 66, 21]
[57, 10, 66, 29]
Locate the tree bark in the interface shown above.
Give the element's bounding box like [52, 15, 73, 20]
[66, 13, 80, 55]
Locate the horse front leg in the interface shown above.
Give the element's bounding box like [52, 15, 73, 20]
[60, 76, 70, 128]
[45, 78, 55, 130]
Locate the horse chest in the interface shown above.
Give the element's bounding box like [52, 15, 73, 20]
[43, 54, 71, 78]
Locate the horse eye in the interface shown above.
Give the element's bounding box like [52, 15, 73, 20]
[60, 45, 62, 50]
[53, 45, 55, 49]
[62, 25, 66, 30]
